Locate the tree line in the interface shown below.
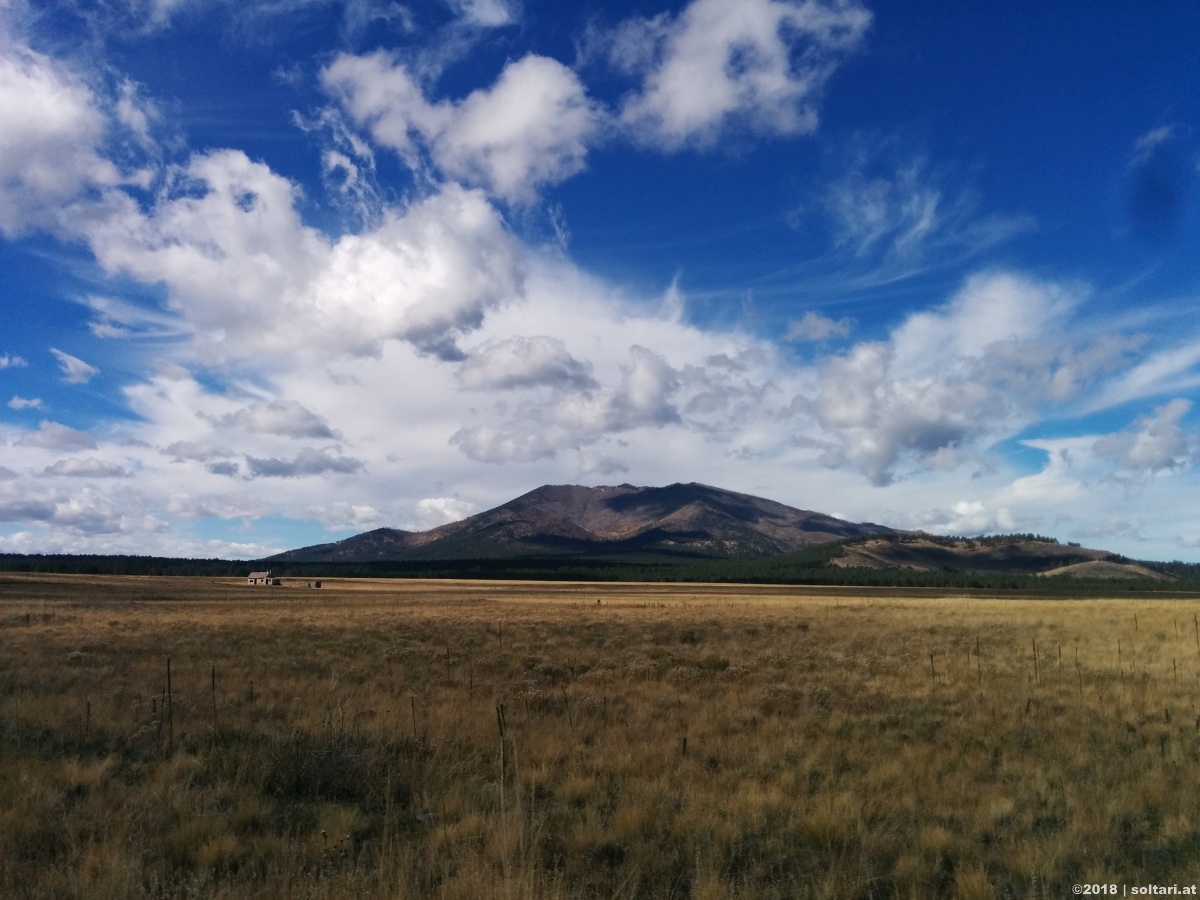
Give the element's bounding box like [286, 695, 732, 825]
[3, 548, 1200, 593]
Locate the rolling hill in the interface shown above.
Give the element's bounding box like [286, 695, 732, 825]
[826, 534, 1165, 579]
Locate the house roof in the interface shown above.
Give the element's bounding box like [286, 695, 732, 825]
[247, 571, 271, 579]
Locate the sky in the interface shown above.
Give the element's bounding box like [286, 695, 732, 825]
[2, 0, 1200, 562]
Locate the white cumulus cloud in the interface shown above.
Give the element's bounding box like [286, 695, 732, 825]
[785, 311, 853, 342]
[416, 496, 477, 528]
[308, 184, 524, 360]
[82, 152, 524, 363]
[615, 0, 870, 150]
[306, 502, 386, 530]
[800, 272, 1084, 484]
[457, 335, 596, 391]
[0, 39, 120, 235]
[42, 457, 132, 478]
[215, 401, 338, 439]
[322, 52, 600, 203]
[244, 448, 365, 478]
[451, 343, 682, 464]
[16, 420, 99, 451]
[910, 500, 1016, 535]
[1094, 398, 1194, 475]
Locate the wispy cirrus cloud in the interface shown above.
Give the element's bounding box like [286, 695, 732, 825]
[67, 0, 417, 40]
[1127, 124, 1192, 241]
[811, 145, 1034, 279]
[292, 106, 385, 230]
[1085, 339, 1200, 412]
[445, 0, 518, 28]
[50, 348, 100, 384]
[80, 294, 190, 342]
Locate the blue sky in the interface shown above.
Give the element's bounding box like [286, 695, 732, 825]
[2, 0, 1200, 561]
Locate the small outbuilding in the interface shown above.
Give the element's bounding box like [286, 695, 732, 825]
[306, 581, 322, 589]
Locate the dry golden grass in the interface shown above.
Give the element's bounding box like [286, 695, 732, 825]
[3, 573, 1200, 898]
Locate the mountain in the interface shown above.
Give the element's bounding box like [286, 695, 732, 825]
[264, 483, 1168, 583]
[268, 482, 897, 563]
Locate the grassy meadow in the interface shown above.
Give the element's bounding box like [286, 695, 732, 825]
[3, 574, 1200, 898]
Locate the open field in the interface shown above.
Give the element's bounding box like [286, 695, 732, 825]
[4, 575, 1200, 898]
